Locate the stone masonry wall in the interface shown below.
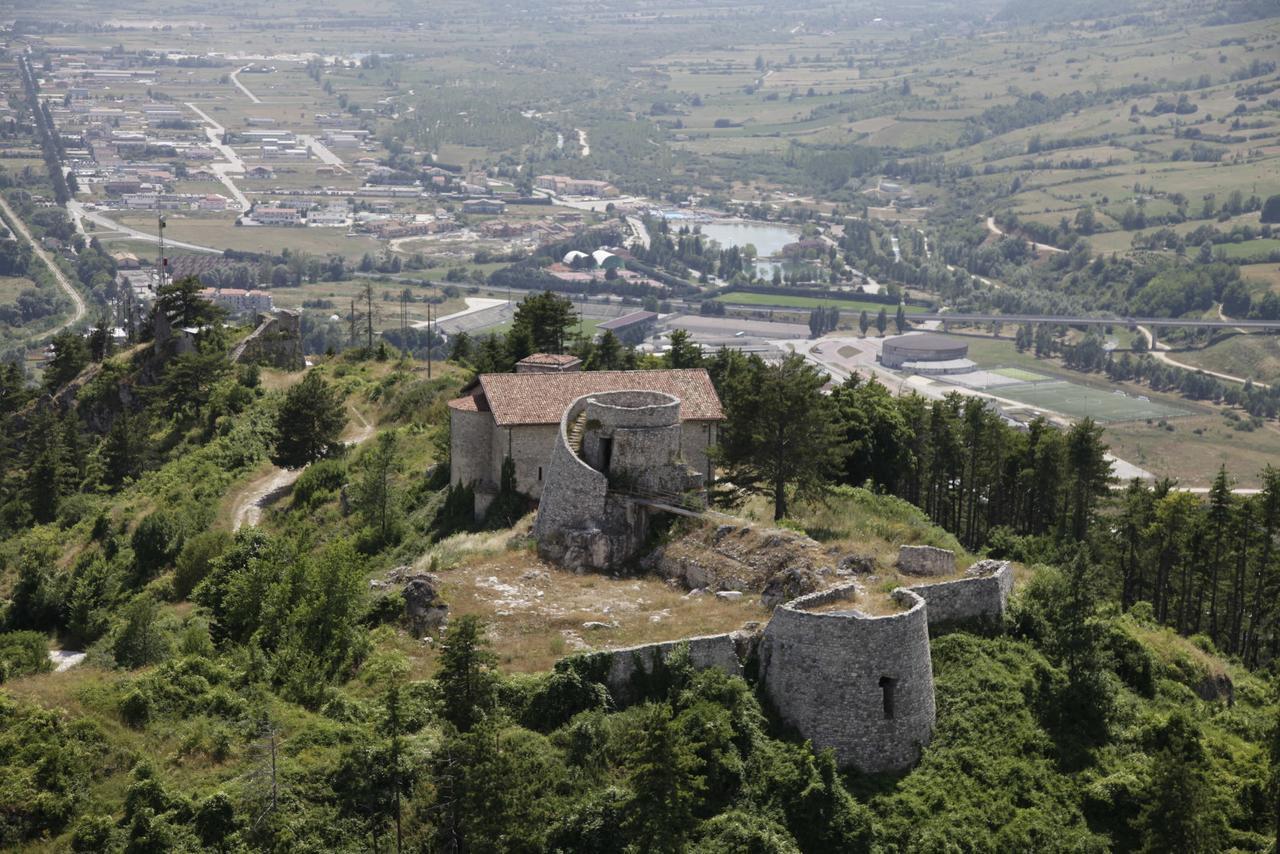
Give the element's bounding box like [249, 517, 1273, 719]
[757, 585, 936, 773]
[681, 420, 717, 486]
[897, 544, 955, 577]
[907, 560, 1014, 630]
[533, 396, 609, 553]
[497, 424, 560, 499]
[600, 633, 745, 705]
[449, 407, 492, 491]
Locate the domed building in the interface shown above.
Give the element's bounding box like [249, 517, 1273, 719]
[879, 333, 975, 374]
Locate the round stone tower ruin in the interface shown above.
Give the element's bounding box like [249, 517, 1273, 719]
[757, 584, 936, 773]
[535, 390, 705, 571]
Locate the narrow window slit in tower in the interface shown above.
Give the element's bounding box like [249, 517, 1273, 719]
[879, 676, 897, 720]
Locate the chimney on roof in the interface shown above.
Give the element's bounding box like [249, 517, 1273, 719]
[515, 353, 583, 374]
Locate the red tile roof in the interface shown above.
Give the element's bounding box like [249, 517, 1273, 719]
[449, 368, 723, 425]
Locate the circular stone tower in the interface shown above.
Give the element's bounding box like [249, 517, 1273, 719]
[757, 585, 936, 773]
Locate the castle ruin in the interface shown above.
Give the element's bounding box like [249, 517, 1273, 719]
[532, 388, 1016, 774]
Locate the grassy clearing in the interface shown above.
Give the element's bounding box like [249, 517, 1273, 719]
[1105, 415, 1280, 488]
[0, 274, 36, 303]
[1171, 334, 1280, 384]
[405, 523, 767, 675]
[1242, 264, 1280, 294]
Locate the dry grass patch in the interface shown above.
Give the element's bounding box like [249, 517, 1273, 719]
[403, 523, 766, 674]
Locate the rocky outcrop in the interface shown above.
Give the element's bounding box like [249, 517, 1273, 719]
[648, 524, 834, 603]
[400, 572, 448, 636]
[897, 545, 955, 577]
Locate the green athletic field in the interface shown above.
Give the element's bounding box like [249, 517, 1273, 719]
[992, 367, 1050, 382]
[994, 380, 1190, 423]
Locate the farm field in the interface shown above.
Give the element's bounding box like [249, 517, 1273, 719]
[109, 214, 383, 258]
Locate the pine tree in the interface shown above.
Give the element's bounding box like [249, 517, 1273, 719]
[273, 371, 347, 468]
[353, 430, 401, 546]
[1136, 712, 1223, 853]
[435, 614, 498, 732]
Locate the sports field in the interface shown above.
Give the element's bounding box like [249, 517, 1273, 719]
[992, 367, 1049, 382]
[995, 380, 1190, 423]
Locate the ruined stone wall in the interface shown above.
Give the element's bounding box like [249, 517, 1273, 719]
[757, 585, 936, 773]
[533, 395, 609, 556]
[897, 545, 955, 577]
[599, 633, 745, 705]
[231, 310, 304, 371]
[907, 560, 1014, 630]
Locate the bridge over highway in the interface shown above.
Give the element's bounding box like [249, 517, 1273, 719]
[909, 313, 1280, 331]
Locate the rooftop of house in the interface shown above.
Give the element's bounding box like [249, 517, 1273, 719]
[449, 368, 724, 426]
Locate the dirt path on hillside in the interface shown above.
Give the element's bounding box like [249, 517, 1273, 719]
[231, 404, 376, 531]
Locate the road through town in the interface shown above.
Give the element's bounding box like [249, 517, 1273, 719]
[0, 193, 87, 337]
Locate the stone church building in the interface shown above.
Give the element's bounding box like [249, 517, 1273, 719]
[448, 355, 724, 515]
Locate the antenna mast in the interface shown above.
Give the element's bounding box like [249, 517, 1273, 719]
[156, 203, 168, 291]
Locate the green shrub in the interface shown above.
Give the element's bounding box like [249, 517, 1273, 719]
[111, 595, 171, 669]
[518, 669, 612, 732]
[119, 688, 151, 728]
[0, 630, 50, 682]
[130, 510, 187, 581]
[292, 457, 348, 508]
[174, 530, 231, 599]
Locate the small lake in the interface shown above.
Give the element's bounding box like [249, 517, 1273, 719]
[696, 221, 801, 258]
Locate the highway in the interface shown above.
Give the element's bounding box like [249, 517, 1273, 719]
[910, 313, 1280, 331]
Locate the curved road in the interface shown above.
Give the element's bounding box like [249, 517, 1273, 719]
[986, 215, 1065, 254]
[67, 201, 223, 254]
[1137, 325, 1268, 389]
[0, 194, 87, 337]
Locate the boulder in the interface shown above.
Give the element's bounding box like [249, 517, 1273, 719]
[761, 566, 822, 609]
[403, 573, 448, 635]
[838, 554, 876, 575]
[897, 545, 955, 577]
